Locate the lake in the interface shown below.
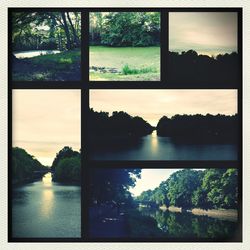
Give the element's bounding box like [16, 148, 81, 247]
[138, 207, 239, 240]
[90, 131, 237, 160]
[14, 50, 61, 59]
[12, 173, 81, 238]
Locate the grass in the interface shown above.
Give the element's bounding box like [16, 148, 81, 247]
[13, 49, 81, 81]
[89, 46, 160, 81]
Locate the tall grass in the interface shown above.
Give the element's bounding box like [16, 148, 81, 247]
[122, 64, 157, 75]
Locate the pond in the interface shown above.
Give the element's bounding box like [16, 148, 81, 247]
[90, 131, 237, 160]
[12, 173, 81, 238]
[13, 50, 61, 59]
[138, 207, 239, 240]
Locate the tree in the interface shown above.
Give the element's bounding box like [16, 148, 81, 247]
[90, 169, 141, 205]
[89, 12, 160, 46]
[12, 11, 81, 51]
[53, 156, 81, 182]
[167, 169, 203, 209]
[12, 147, 46, 182]
[51, 146, 79, 171]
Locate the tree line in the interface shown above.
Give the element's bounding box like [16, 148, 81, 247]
[137, 169, 238, 210]
[12, 12, 81, 51]
[89, 108, 154, 137]
[12, 146, 81, 184]
[89, 12, 160, 46]
[167, 50, 239, 87]
[157, 114, 238, 143]
[12, 147, 49, 184]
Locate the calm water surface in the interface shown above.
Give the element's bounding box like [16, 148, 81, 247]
[12, 173, 81, 238]
[91, 131, 237, 160]
[139, 207, 239, 239]
[14, 50, 61, 59]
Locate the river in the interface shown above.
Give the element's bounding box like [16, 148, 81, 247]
[12, 173, 81, 238]
[138, 207, 239, 240]
[90, 131, 237, 160]
[13, 50, 61, 59]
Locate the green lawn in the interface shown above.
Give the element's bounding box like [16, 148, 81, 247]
[89, 46, 160, 81]
[13, 49, 81, 81]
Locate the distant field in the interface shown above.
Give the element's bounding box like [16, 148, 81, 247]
[89, 46, 160, 81]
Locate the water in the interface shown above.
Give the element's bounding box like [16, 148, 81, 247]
[12, 173, 81, 238]
[138, 207, 239, 240]
[14, 50, 61, 59]
[90, 131, 237, 160]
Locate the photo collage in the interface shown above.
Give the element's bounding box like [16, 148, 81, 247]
[9, 8, 242, 242]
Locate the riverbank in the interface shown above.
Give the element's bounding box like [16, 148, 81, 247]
[12, 49, 81, 81]
[159, 205, 238, 222]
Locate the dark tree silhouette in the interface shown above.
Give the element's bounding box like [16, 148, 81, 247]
[167, 50, 240, 88]
[156, 114, 238, 143]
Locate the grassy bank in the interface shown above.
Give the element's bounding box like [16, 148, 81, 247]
[13, 49, 81, 81]
[89, 46, 160, 81]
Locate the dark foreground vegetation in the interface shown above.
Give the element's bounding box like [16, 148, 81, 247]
[137, 169, 238, 210]
[12, 147, 49, 184]
[12, 146, 81, 184]
[12, 11, 81, 81]
[167, 50, 240, 87]
[157, 114, 238, 143]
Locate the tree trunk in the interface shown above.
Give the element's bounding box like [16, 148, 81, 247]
[66, 12, 80, 47]
[61, 12, 71, 50]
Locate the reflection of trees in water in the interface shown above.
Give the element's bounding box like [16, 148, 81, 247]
[139, 208, 237, 239]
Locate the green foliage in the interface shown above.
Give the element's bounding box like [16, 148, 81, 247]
[12, 12, 81, 51]
[90, 169, 141, 204]
[90, 12, 160, 47]
[167, 170, 203, 208]
[137, 169, 238, 210]
[12, 147, 47, 183]
[52, 146, 81, 183]
[122, 64, 157, 75]
[53, 156, 81, 182]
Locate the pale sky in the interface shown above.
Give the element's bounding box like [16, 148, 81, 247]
[130, 169, 204, 196]
[90, 90, 237, 127]
[13, 90, 81, 166]
[169, 12, 238, 56]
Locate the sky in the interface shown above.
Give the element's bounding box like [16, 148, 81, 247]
[130, 169, 204, 196]
[169, 12, 238, 56]
[90, 90, 237, 126]
[13, 90, 81, 166]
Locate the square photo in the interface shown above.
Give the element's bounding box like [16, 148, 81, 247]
[168, 12, 239, 87]
[11, 11, 81, 81]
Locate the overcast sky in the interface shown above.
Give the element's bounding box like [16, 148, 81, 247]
[13, 90, 81, 166]
[169, 12, 238, 56]
[90, 90, 237, 126]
